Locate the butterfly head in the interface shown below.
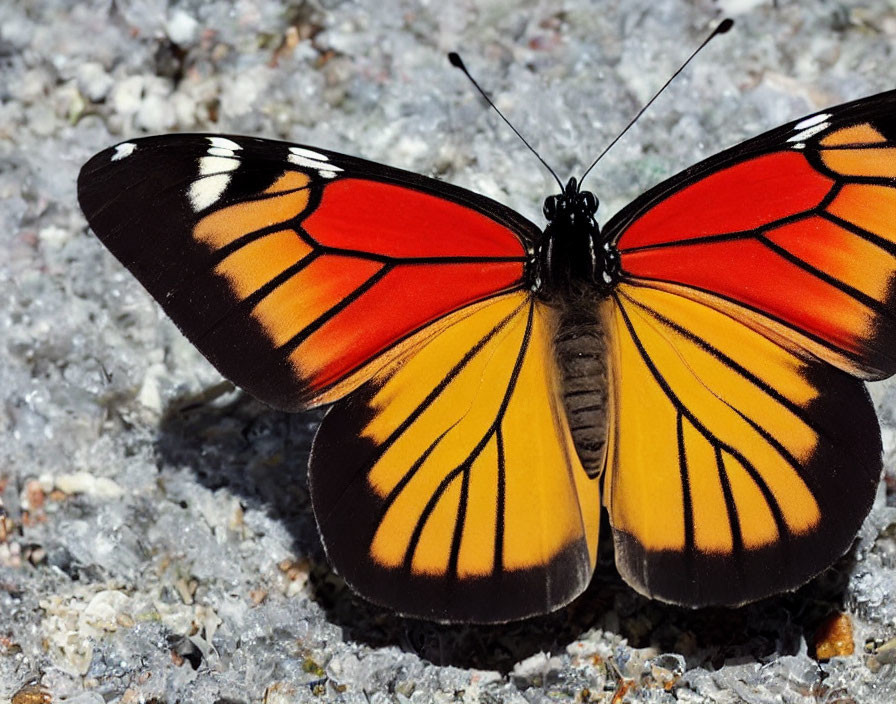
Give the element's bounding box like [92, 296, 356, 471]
[542, 177, 599, 224]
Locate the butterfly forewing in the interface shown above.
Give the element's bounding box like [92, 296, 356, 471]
[78, 135, 536, 411]
[607, 88, 896, 379]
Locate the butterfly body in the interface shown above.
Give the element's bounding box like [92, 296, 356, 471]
[78, 87, 896, 622]
[532, 177, 617, 475]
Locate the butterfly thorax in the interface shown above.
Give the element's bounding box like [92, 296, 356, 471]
[535, 177, 619, 302]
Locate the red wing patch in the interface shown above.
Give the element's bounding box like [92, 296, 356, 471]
[617, 152, 834, 249]
[304, 178, 526, 257]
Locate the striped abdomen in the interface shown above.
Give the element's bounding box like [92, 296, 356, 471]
[555, 308, 608, 477]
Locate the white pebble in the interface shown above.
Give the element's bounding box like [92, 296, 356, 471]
[38, 225, 71, 248]
[136, 92, 176, 131]
[76, 62, 114, 102]
[110, 75, 145, 116]
[166, 9, 200, 46]
[55, 472, 124, 499]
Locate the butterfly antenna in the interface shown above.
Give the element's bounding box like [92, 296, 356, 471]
[579, 18, 734, 187]
[448, 52, 564, 190]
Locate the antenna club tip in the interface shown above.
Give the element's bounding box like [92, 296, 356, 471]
[447, 52, 464, 69]
[717, 18, 734, 34]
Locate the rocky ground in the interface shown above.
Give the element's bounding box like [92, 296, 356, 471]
[1, 0, 895, 702]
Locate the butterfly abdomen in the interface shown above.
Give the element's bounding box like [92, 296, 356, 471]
[554, 306, 608, 477]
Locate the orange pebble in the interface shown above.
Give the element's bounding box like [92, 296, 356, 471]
[813, 612, 855, 660]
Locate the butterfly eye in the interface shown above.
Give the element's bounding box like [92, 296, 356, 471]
[579, 191, 598, 214]
[543, 195, 558, 220]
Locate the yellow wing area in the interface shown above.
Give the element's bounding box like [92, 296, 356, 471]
[601, 282, 881, 606]
[310, 291, 601, 622]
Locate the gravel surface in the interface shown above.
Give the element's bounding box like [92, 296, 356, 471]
[1, 0, 895, 702]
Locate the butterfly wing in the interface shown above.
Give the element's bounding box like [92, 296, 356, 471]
[80, 135, 602, 621]
[599, 90, 895, 605]
[78, 135, 536, 411]
[311, 292, 601, 622]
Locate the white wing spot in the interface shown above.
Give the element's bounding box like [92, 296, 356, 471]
[793, 113, 831, 131]
[208, 137, 242, 150]
[199, 155, 240, 176]
[289, 146, 329, 161]
[288, 152, 344, 175]
[111, 143, 136, 161]
[207, 146, 237, 158]
[189, 174, 230, 211]
[787, 123, 830, 143]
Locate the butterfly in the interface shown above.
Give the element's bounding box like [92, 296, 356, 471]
[77, 87, 895, 623]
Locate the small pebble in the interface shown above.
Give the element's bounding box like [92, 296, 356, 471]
[813, 612, 855, 660]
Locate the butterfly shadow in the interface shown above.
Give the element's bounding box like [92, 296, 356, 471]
[155, 390, 857, 673]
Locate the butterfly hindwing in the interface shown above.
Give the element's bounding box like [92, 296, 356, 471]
[78, 135, 537, 411]
[310, 292, 601, 622]
[607, 88, 896, 380]
[601, 283, 881, 606]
